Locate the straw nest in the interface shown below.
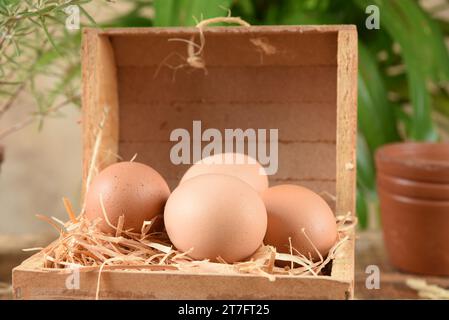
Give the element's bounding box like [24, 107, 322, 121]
[29, 198, 356, 299]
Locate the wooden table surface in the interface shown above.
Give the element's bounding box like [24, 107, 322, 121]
[1, 231, 448, 300]
[354, 231, 449, 299]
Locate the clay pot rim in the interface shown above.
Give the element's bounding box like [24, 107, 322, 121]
[378, 188, 449, 207]
[377, 172, 449, 189]
[376, 142, 449, 171]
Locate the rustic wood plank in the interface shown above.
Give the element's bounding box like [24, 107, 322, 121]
[355, 231, 449, 300]
[98, 25, 356, 37]
[328, 27, 358, 299]
[331, 233, 355, 290]
[82, 30, 119, 199]
[336, 27, 358, 219]
[13, 257, 350, 300]
[112, 31, 338, 67]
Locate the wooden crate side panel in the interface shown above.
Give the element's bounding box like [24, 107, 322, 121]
[97, 25, 355, 37]
[82, 30, 120, 197]
[110, 26, 339, 68]
[331, 28, 358, 298]
[331, 233, 355, 298]
[335, 29, 358, 217]
[13, 266, 351, 300]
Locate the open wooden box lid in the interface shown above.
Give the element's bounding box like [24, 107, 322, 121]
[14, 25, 357, 300]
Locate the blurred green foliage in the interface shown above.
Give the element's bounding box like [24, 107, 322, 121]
[112, 0, 449, 228]
[0, 0, 97, 138]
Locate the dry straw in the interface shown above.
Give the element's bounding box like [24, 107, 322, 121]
[31, 199, 355, 299]
[155, 12, 251, 78]
[406, 278, 449, 299]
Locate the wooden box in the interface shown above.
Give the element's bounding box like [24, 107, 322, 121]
[13, 25, 358, 300]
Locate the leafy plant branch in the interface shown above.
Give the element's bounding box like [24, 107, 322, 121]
[0, 0, 98, 140]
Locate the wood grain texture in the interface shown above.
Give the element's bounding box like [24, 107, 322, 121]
[119, 102, 336, 142]
[336, 28, 358, 218]
[332, 26, 358, 299]
[13, 251, 350, 300]
[82, 30, 119, 197]
[119, 141, 336, 182]
[117, 66, 337, 103]
[111, 29, 338, 67]
[355, 231, 449, 299]
[98, 25, 355, 39]
[114, 26, 339, 189]
[331, 233, 355, 297]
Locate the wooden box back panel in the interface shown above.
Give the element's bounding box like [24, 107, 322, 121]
[83, 26, 357, 201]
[14, 26, 357, 300]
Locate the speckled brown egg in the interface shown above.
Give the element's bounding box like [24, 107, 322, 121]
[180, 153, 269, 194]
[85, 161, 170, 234]
[165, 174, 267, 263]
[262, 184, 337, 261]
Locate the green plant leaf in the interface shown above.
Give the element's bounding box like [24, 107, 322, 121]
[264, 1, 282, 25]
[187, 0, 233, 26]
[356, 187, 369, 230]
[357, 132, 376, 195]
[79, 5, 99, 28]
[433, 91, 449, 118]
[354, 0, 441, 141]
[235, 0, 254, 17]
[358, 42, 400, 151]
[47, 64, 80, 108]
[106, 13, 152, 28]
[39, 17, 60, 55]
[392, 0, 449, 83]
[277, 0, 344, 25]
[405, 63, 438, 140]
[153, 0, 177, 26]
[154, 0, 233, 27]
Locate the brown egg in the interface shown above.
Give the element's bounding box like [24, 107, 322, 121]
[262, 184, 337, 261]
[164, 174, 267, 262]
[85, 161, 170, 234]
[180, 153, 269, 194]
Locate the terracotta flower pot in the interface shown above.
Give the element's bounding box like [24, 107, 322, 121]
[378, 190, 449, 276]
[376, 142, 449, 183]
[377, 172, 449, 201]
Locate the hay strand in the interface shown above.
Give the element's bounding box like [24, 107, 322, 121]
[157, 14, 251, 77]
[33, 209, 355, 278]
[406, 278, 449, 299]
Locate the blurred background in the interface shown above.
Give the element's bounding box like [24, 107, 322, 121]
[0, 0, 448, 294]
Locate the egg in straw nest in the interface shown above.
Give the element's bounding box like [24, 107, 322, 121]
[31, 174, 356, 300]
[28, 115, 355, 300]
